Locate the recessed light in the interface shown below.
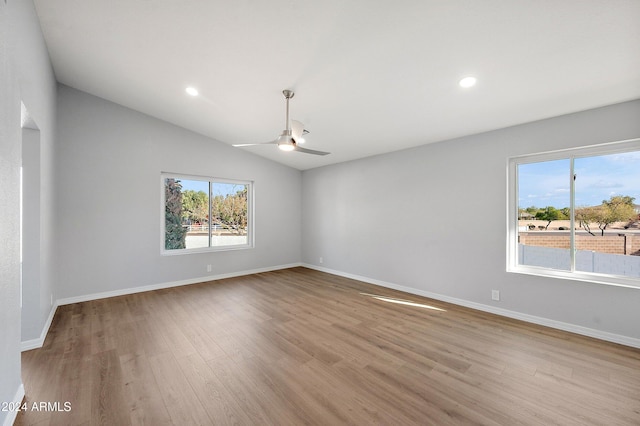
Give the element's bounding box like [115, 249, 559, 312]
[459, 77, 477, 88]
[185, 87, 199, 96]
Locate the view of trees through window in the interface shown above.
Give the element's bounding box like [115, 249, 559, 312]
[516, 150, 640, 279]
[164, 176, 250, 251]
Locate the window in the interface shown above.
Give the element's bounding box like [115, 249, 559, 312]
[162, 173, 253, 254]
[508, 139, 640, 288]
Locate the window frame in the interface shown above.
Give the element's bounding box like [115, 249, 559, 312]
[507, 138, 640, 289]
[161, 172, 254, 255]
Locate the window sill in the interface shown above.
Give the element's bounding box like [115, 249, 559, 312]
[162, 244, 254, 256]
[507, 265, 640, 290]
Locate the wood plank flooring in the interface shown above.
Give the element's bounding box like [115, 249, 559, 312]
[16, 267, 640, 425]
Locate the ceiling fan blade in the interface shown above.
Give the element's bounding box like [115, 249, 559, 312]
[291, 120, 305, 139]
[232, 140, 277, 147]
[293, 146, 330, 156]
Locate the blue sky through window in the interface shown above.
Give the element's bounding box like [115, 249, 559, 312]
[179, 179, 208, 193]
[176, 179, 245, 197]
[518, 151, 640, 209]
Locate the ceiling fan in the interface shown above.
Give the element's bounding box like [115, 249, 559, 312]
[233, 90, 330, 156]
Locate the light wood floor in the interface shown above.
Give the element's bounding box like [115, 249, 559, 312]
[17, 267, 640, 425]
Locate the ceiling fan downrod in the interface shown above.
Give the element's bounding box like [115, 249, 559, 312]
[283, 90, 294, 132]
[277, 90, 295, 151]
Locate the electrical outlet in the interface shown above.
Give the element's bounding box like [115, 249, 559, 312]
[319, 257, 323, 264]
[491, 290, 500, 301]
[207, 264, 212, 272]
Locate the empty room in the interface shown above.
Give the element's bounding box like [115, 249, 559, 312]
[1, 1, 640, 425]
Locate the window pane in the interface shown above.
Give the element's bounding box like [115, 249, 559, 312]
[163, 174, 252, 253]
[517, 159, 571, 270]
[164, 178, 210, 250]
[211, 182, 249, 247]
[574, 152, 640, 277]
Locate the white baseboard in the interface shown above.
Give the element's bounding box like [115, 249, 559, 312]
[2, 383, 24, 426]
[56, 263, 301, 306]
[21, 303, 58, 352]
[302, 263, 640, 349]
[21, 263, 302, 352]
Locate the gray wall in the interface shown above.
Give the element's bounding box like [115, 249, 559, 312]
[0, 0, 57, 423]
[302, 100, 640, 342]
[1, 8, 638, 423]
[55, 85, 302, 300]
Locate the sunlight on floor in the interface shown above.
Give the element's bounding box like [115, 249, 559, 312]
[360, 293, 447, 311]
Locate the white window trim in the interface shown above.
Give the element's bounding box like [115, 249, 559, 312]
[161, 172, 255, 255]
[507, 138, 640, 289]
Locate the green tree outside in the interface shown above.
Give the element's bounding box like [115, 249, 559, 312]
[535, 206, 568, 229]
[576, 195, 636, 236]
[182, 189, 209, 224]
[165, 178, 187, 249]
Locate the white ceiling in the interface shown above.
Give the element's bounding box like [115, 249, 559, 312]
[33, 0, 640, 170]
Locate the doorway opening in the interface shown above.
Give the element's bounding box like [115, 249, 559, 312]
[20, 102, 42, 341]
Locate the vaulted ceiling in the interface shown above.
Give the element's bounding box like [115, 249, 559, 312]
[34, 0, 640, 170]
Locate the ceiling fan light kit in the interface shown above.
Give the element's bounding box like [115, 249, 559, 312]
[233, 90, 330, 156]
[277, 130, 295, 151]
